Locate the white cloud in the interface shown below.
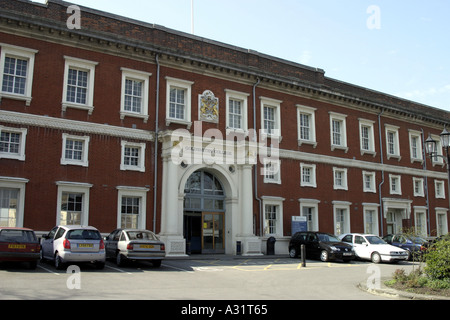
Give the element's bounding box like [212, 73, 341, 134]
[298, 50, 312, 65]
[396, 84, 450, 100]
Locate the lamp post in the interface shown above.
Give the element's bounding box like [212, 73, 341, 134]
[425, 128, 450, 213]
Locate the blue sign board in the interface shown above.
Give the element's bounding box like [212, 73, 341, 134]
[292, 216, 308, 235]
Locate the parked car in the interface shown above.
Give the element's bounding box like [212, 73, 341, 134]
[289, 231, 355, 262]
[41, 225, 105, 270]
[339, 233, 408, 263]
[0, 227, 40, 269]
[104, 229, 165, 267]
[382, 234, 428, 260]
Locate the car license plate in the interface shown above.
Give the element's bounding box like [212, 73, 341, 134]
[78, 244, 93, 248]
[140, 245, 155, 249]
[8, 244, 26, 249]
[343, 253, 352, 256]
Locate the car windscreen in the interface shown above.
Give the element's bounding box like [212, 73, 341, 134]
[126, 231, 158, 241]
[317, 233, 340, 242]
[0, 230, 37, 243]
[366, 236, 386, 244]
[411, 236, 426, 244]
[67, 229, 101, 240]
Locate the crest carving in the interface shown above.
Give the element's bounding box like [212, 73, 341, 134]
[199, 90, 219, 123]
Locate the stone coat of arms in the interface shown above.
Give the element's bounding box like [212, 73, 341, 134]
[199, 90, 219, 123]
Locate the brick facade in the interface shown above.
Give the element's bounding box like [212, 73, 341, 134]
[0, 0, 448, 255]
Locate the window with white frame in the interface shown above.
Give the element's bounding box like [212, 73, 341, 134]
[389, 174, 402, 195]
[414, 208, 427, 237]
[263, 159, 281, 184]
[333, 201, 351, 236]
[225, 89, 248, 131]
[0, 43, 38, 106]
[413, 177, 424, 197]
[362, 171, 376, 193]
[363, 204, 379, 235]
[120, 68, 151, 122]
[300, 163, 317, 188]
[62, 56, 98, 114]
[299, 198, 320, 231]
[333, 167, 348, 190]
[329, 112, 348, 152]
[117, 186, 149, 229]
[409, 130, 423, 163]
[61, 133, 90, 167]
[120, 141, 146, 172]
[385, 124, 400, 159]
[56, 181, 92, 226]
[297, 105, 317, 147]
[0, 126, 27, 161]
[260, 97, 282, 139]
[262, 196, 284, 236]
[436, 209, 448, 236]
[0, 177, 28, 228]
[165, 77, 193, 128]
[359, 119, 376, 155]
[435, 180, 445, 199]
[430, 134, 444, 165]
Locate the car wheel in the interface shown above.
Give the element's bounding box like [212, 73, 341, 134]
[320, 250, 329, 262]
[116, 253, 127, 267]
[289, 247, 298, 258]
[406, 250, 412, 261]
[152, 260, 162, 268]
[54, 252, 65, 270]
[371, 252, 381, 264]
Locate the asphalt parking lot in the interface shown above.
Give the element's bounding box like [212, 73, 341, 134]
[0, 256, 419, 301]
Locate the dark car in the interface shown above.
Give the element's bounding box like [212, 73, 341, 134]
[289, 231, 355, 262]
[382, 234, 428, 260]
[0, 227, 40, 269]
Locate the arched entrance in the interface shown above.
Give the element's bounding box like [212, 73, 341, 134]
[183, 170, 226, 254]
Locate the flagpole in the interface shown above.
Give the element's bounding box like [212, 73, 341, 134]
[191, 0, 194, 34]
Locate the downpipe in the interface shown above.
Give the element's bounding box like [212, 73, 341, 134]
[153, 54, 161, 233]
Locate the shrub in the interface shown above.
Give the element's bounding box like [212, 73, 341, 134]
[424, 235, 450, 280]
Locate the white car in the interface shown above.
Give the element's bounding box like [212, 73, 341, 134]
[104, 229, 165, 267]
[41, 225, 106, 270]
[339, 233, 408, 263]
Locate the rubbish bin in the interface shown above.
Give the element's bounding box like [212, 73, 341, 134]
[267, 237, 276, 255]
[236, 241, 242, 255]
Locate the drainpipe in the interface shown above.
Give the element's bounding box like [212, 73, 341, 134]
[377, 109, 385, 236]
[153, 54, 161, 232]
[421, 128, 431, 236]
[252, 77, 262, 236]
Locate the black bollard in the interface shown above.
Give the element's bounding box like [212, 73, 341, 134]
[301, 244, 306, 267]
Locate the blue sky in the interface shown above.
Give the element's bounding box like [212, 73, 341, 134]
[33, 0, 450, 112]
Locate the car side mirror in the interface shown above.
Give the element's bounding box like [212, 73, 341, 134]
[41, 234, 49, 240]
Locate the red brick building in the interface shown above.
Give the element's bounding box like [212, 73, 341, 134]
[0, 0, 448, 255]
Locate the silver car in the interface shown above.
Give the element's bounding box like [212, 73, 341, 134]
[104, 229, 165, 267]
[41, 225, 105, 270]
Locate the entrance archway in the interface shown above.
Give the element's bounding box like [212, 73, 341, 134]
[183, 170, 226, 254]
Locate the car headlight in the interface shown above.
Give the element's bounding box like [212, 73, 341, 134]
[330, 246, 339, 251]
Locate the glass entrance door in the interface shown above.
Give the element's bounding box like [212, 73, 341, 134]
[202, 212, 224, 254]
